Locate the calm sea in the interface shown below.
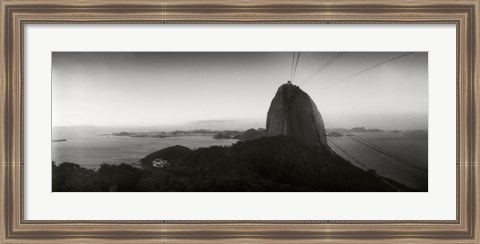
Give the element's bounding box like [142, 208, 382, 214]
[52, 129, 238, 169]
[52, 128, 428, 191]
[328, 131, 428, 191]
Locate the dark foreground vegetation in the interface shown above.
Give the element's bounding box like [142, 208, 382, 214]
[52, 136, 412, 192]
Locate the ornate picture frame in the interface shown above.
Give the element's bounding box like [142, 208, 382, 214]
[1, 0, 478, 242]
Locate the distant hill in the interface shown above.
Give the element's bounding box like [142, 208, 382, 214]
[327, 131, 344, 137]
[350, 127, 384, 133]
[234, 128, 266, 141]
[213, 132, 234, 139]
[141, 145, 192, 167]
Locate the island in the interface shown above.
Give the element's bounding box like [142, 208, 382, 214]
[52, 139, 67, 142]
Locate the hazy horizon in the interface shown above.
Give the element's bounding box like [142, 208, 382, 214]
[52, 52, 428, 130]
[51, 121, 428, 132]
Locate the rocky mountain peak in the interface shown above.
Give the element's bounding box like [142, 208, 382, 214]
[266, 82, 331, 152]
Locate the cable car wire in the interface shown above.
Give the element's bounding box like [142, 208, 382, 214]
[320, 52, 414, 91]
[289, 52, 297, 81]
[291, 52, 302, 83]
[327, 137, 402, 192]
[299, 52, 345, 86]
[325, 124, 427, 173]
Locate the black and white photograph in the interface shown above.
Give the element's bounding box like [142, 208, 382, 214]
[51, 52, 428, 192]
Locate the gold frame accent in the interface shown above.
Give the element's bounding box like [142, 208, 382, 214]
[1, 0, 479, 243]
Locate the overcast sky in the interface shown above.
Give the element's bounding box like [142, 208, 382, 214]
[52, 52, 428, 130]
